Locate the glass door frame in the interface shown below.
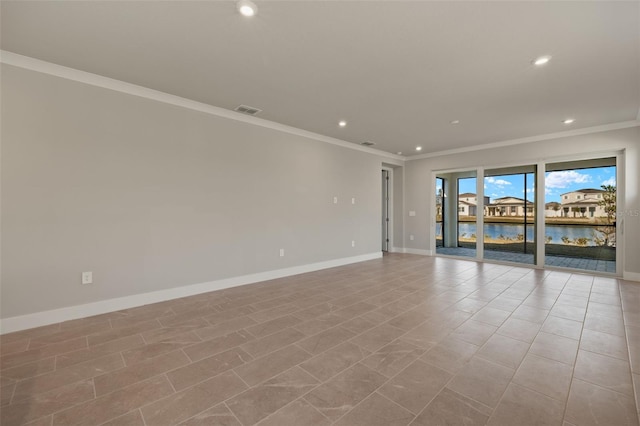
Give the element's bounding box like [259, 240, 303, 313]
[433, 169, 478, 258]
[430, 150, 624, 276]
[482, 166, 537, 266]
[543, 157, 619, 274]
[435, 177, 445, 248]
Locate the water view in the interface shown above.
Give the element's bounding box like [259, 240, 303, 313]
[436, 223, 612, 247]
[435, 159, 616, 273]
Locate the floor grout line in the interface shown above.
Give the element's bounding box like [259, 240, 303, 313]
[560, 277, 590, 424]
[2, 256, 638, 426]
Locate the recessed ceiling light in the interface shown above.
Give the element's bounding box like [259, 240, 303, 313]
[237, 0, 257, 17]
[338, 120, 347, 127]
[397, 152, 403, 155]
[450, 120, 460, 125]
[416, 146, 422, 151]
[563, 118, 575, 125]
[532, 56, 551, 66]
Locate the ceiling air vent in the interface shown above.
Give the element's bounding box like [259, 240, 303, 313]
[234, 105, 262, 116]
[360, 141, 376, 147]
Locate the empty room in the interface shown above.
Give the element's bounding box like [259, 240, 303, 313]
[1, 1, 640, 425]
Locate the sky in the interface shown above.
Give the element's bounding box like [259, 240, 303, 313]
[455, 166, 616, 203]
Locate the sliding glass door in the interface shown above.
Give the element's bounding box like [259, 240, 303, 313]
[435, 170, 477, 258]
[483, 166, 536, 265]
[457, 177, 478, 257]
[435, 178, 445, 248]
[433, 156, 619, 275]
[544, 158, 617, 273]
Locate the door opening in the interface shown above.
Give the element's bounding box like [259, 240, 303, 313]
[483, 165, 537, 265]
[382, 170, 390, 252]
[435, 177, 445, 248]
[435, 170, 477, 258]
[544, 158, 617, 273]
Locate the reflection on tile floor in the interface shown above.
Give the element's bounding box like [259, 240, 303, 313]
[1, 253, 638, 425]
[436, 246, 615, 272]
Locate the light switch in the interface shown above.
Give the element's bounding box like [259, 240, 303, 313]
[409, 211, 416, 217]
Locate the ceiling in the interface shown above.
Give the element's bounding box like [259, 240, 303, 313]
[2, 1, 639, 156]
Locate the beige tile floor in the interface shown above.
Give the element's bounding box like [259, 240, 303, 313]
[2, 253, 640, 425]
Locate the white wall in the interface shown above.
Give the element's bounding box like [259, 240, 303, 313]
[1, 64, 393, 322]
[392, 166, 404, 250]
[404, 126, 640, 277]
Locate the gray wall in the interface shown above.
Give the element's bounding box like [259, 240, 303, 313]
[1, 65, 389, 318]
[404, 126, 640, 274]
[2, 61, 637, 322]
[393, 166, 404, 249]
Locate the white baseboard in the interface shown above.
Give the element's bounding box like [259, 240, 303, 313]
[402, 248, 432, 256]
[389, 247, 432, 256]
[0, 252, 382, 334]
[389, 247, 433, 256]
[623, 271, 640, 282]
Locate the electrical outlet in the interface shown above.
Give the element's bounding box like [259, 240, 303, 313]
[351, 198, 355, 204]
[279, 248, 285, 257]
[333, 196, 338, 204]
[82, 271, 93, 285]
[351, 240, 355, 247]
[409, 235, 415, 241]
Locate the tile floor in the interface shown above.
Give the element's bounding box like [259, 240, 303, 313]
[1, 253, 640, 426]
[436, 246, 616, 273]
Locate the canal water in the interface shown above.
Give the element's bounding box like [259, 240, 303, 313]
[436, 223, 612, 246]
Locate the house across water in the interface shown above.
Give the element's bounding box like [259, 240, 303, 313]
[486, 196, 534, 217]
[553, 188, 607, 218]
[456, 189, 608, 219]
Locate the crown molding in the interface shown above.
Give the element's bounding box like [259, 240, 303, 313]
[0, 50, 405, 163]
[408, 120, 640, 161]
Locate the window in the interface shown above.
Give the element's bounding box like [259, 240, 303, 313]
[458, 207, 465, 213]
[435, 177, 445, 248]
[548, 157, 616, 273]
[483, 167, 536, 266]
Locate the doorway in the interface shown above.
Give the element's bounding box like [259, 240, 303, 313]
[483, 165, 537, 265]
[435, 177, 445, 248]
[382, 169, 390, 252]
[432, 155, 620, 276]
[435, 170, 477, 258]
[544, 158, 617, 273]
